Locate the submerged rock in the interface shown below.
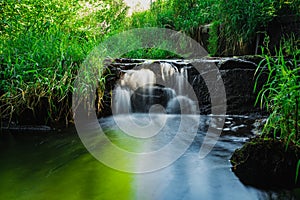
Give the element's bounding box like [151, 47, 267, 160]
[231, 137, 300, 189]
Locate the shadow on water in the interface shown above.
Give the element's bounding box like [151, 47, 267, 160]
[1, 114, 300, 199]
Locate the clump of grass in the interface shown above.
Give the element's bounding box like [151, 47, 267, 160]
[0, 0, 128, 126]
[255, 47, 300, 144]
[254, 46, 300, 181]
[218, 0, 276, 55]
[0, 28, 91, 126]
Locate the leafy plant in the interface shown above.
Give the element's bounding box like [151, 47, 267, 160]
[254, 47, 300, 145]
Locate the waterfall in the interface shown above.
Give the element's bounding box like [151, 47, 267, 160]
[112, 62, 197, 115]
[176, 67, 188, 96]
[112, 86, 132, 114]
[120, 69, 156, 90]
[163, 88, 176, 101]
[166, 96, 197, 114]
[160, 63, 178, 82]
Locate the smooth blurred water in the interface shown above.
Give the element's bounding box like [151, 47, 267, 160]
[1, 114, 299, 200]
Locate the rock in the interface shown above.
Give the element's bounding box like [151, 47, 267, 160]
[131, 85, 176, 113]
[166, 96, 198, 114]
[231, 137, 300, 189]
[98, 57, 267, 117]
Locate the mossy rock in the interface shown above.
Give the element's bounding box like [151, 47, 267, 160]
[231, 137, 300, 189]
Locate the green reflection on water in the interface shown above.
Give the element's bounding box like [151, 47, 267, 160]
[0, 129, 137, 200]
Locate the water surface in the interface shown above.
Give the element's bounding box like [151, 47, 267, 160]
[1, 114, 299, 199]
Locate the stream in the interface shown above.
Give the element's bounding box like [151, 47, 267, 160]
[1, 114, 300, 200]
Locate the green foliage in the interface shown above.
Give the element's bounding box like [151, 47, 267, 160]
[255, 46, 300, 182]
[1, 0, 300, 125]
[254, 48, 300, 145]
[217, 0, 276, 55]
[0, 27, 92, 125]
[215, 0, 300, 55]
[208, 21, 221, 56]
[122, 0, 300, 56]
[0, 0, 128, 39]
[0, 0, 79, 37]
[0, 0, 128, 125]
[122, 0, 219, 58]
[122, 48, 178, 59]
[129, 11, 158, 28]
[276, 0, 300, 16]
[281, 34, 300, 56]
[71, 0, 128, 38]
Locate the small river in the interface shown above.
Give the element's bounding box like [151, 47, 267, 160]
[1, 114, 299, 200]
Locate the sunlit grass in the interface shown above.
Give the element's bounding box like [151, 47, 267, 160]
[254, 46, 300, 181]
[1, 0, 299, 127]
[0, 0, 128, 126]
[255, 48, 300, 145]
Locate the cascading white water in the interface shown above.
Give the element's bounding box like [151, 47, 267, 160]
[112, 62, 197, 115]
[120, 69, 156, 90]
[166, 96, 197, 114]
[163, 88, 176, 101]
[160, 63, 178, 82]
[112, 86, 132, 114]
[176, 67, 188, 96]
[113, 69, 156, 114]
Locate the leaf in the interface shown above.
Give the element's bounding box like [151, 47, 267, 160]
[296, 159, 300, 183]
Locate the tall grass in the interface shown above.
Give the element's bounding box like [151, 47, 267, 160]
[122, 0, 299, 56]
[1, 0, 299, 126]
[0, 28, 92, 125]
[0, 0, 128, 126]
[254, 47, 300, 145]
[254, 43, 300, 182]
[118, 0, 219, 58]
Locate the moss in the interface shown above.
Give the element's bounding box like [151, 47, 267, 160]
[231, 137, 300, 189]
